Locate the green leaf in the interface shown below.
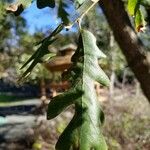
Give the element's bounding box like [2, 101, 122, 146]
[81, 30, 110, 86]
[47, 88, 83, 119]
[127, 0, 146, 32]
[58, 0, 70, 25]
[127, 0, 140, 16]
[135, 8, 145, 32]
[141, 0, 150, 7]
[37, 0, 55, 9]
[35, 23, 64, 46]
[47, 30, 109, 150]
[6, 0, 34, 16]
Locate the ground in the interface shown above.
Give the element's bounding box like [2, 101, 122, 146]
[0, 86, 150, 150]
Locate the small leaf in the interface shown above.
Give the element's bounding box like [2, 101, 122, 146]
[37, 0, 55, 9]
[58, 0, 70, 25]
[6, 3, 23, 16]
[127, 0, 140, 16]
[135, 9, 145, 32]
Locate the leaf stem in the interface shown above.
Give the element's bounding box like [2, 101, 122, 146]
[65, 0, 99, 30]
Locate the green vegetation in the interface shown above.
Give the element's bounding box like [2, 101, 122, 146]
[0, 93, 19, 102]
[0, 93, 35, 106]
[103, 96, 150, 150]
[0, 0, 150, 150]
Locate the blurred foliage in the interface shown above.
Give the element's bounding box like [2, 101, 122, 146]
[58, 0, 69, 25]
[0, 1, 77, 83]
[0, 1, 26, 80]
[56, 121, 67, 134]
[32, 141, 42, 150]
[103, 94, 150, 150]
[0, 93, 19, 102]
[1, 0, 140, 84]
[1, 0, 149, 85]
[139, 29, 150, 50]
[15, 53, 52, 83]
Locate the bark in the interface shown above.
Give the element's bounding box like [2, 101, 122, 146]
[109, 32, 115, 98]
[109, 71, 115, 97]
[99, 0, 150, 102]
[40, 78, 47, 100]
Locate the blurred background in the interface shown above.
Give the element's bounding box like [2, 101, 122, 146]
[0, 0, 150, 150]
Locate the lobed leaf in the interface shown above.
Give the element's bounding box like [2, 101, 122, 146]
[48, 29, 109, 150]
[47, 88, 83, 119]
[81, 29, 109, 86]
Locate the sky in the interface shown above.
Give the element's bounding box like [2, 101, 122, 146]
[22, 2, 59, 34]
[21, 1, 76, 34]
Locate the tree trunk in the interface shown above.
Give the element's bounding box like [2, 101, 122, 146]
[99, 0, 150, 102]
[109, 71, 115, 98]
[40, 78, 47, 101]
[122, 68, 127, 90]
[109, 32, 115, 98]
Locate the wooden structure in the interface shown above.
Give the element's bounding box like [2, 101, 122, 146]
[45, 44, 76, 72]
[44, 44, 76, 97]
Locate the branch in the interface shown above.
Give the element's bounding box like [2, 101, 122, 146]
[99, 0, 150, 102]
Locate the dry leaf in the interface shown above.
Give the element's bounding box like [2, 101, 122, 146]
[6, 3, 24, 16]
